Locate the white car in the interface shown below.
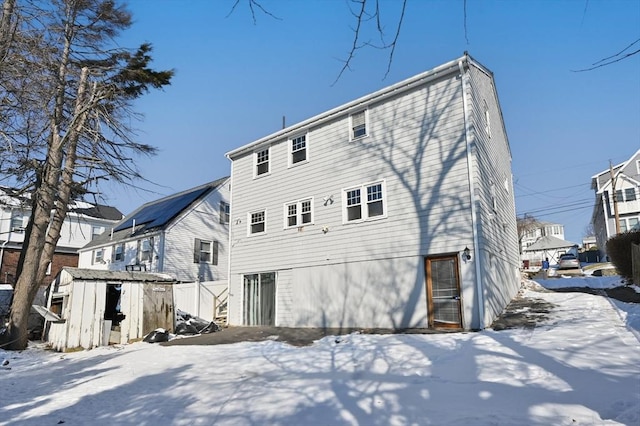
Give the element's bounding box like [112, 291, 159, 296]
[558, 254, 580, 269]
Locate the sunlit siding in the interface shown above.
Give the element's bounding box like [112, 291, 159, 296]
[229, 73, 471, 274]
[163, 181, 230, 282]
[466, 65, 520, 326]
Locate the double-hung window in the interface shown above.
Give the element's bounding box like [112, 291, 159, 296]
[255, 148, 270, 176]
[624, 188, 637, 202]
[344, 181, 386, 222]
[220, 201, 230, 224]
[93, 248, 104, 264]
[350, 110, 368, 140]
[194, 238, 218, 265]
[138, 237, 153, 262]
[290, 134, 307, 165]
[250, 210, 266, 235]
[112, 243, 125, 262]
[285, 198, 313, 228]
[10, 212, 25, 232]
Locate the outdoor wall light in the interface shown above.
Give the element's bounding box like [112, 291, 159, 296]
[462, 246, 472, 261]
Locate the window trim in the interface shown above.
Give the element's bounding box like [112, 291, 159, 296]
[137, 237, 153, 263]
[342, 180, 387, 223]
[349, 109, 369, 141]
[112, 243, 125, 262]
[254, 146, 270, 178]
[193, 238, 218, 265]
[248, 209, 267, 235]
[288, 133, 308, 167]
[93, 248, 105, 264]
[283, 197, 314, 229]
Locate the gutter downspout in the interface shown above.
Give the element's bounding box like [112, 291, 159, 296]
[459, 58, 485, 329]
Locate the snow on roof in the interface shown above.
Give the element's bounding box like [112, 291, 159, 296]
[524, 235, 578, 251]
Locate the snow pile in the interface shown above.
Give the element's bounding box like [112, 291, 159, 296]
[1, 275, 639, 425]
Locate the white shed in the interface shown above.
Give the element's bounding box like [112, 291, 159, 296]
[44, 267, 177, 352]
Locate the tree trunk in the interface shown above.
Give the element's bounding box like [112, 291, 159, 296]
[1, 15, 74, 351]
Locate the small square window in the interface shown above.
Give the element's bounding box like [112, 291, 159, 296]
[250, 210, 266, 234]
[92, 226, 104, 240]
[350, 110, 367, 140]
[256, 148, 270, 176]
[94, 248, 104, 264]
[624, 188, 636, 202]
[193, 238, 218, 264]
[291, 135, 307, 164]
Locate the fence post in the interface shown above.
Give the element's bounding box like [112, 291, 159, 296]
[632, 243, 640, 286]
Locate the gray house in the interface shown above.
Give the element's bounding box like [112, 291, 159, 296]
[225, 53, 520, 331]
[591, 148, 640, 258]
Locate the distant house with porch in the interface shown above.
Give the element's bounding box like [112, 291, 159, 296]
[520, 221, 565, 268]
[591, 149, 640, 258]
[225, 53, 520, 331]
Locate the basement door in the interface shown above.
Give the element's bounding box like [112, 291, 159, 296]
[425, 255, 463, 329]
[243, 272, 276, 326]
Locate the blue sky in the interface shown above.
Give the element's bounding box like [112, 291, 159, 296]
[104, 0, 640, 245]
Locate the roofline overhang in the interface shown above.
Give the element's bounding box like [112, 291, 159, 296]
[226, 53, 479, 160]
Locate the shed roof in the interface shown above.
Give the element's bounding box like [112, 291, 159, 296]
[524, 235, 578, 251]
[61, 267, 176, 283]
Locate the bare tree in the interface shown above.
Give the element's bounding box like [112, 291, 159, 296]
[0, 0, 173, 350]
[516, 214, 541, 254]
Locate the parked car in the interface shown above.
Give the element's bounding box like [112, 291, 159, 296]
[558, 254, 580, 269]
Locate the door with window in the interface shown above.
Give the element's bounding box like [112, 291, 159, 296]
[425, 255, 463, 329]
[243, 272, 276, 326]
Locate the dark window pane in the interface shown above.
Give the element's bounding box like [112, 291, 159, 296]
[348, 205, 362, 221]
[368, 200, 383, 217]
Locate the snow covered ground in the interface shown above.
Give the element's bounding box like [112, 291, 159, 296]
[1, 275, 639, 426]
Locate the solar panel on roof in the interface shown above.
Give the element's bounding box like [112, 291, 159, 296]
[114, 186, 210, 232]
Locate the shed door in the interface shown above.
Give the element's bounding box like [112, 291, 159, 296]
[425, 256, 463, 329]
[243, 273, 276, 326]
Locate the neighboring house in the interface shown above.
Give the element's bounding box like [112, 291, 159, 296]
[520, 221, 565, 268]
[78, 178, 230, 284]
[523, 235, 578, 267]
[0, 187, 123, 287]
[225, 53, 520, 331]
[591, 148, 640, 259]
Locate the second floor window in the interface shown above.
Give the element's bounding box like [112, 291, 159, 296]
[220, 201, 230, 224]
[92, 226, 104, 240]
[93, 248, 104, 264]
[285, 199, 313, 227]
[112, 243, 125, 262]
[10, 212, 25, 232]
[138, 238, 153, 262]
[194, 238, 218, 265]
[344, 181, 386, 222]
[250, 210, 266, 234]
[256, 148, 269, 176]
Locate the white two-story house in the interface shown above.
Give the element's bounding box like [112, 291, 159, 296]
[78, 178, 230, 283]
[591, 148, 640, 258]
[225, 53, 520, 331]
[0, 187, 123, 287]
